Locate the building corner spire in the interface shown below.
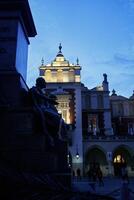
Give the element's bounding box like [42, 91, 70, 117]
[59, 43, 62, 53]
[76, 57, 79, 65]
[41, 57, 44, 66]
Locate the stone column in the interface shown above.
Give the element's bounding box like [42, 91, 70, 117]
[107, 151, 114, 176]
[71, 84, 83, 176]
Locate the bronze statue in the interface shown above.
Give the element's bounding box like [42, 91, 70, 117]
[29, 77, 67, 146]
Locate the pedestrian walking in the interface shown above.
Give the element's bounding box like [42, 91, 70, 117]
[87, 168, 92, 181]
[121, 164, 129, 184]
[76, 168, 81, 180]
[97, 168, 104, 187]
[92, 168, 97, 182]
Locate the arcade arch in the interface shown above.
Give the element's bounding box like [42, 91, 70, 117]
[84, 145, 108, 175]
[112, 145, 134, 176]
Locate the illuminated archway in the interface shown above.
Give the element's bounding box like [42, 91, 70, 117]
[113, 145, 133, 165]
[113, 145, 133, 176]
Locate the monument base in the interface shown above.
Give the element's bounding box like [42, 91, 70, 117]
[0, 105, 71, 190]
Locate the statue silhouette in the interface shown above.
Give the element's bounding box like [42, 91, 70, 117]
[29, 77, 67, 147]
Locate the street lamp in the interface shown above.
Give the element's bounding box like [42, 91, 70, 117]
[76, 145, 79, 159]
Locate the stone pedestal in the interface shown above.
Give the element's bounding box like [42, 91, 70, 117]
[0, 71, 23, 106]
[0, 0, 36, 105]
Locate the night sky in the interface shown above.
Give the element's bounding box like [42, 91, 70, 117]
[27, 0, 134, 97]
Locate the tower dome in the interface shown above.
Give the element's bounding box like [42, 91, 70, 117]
[39, 44, 81, 83]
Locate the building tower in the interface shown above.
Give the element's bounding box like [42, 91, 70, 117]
[39, 44, 83, 174]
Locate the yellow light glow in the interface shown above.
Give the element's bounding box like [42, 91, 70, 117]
[114, 155, 125, 163]
[45, 70, 51, 82]
[75, 75, 80, 82]
[56, 95, 71, 124]
[57, 70, 63, 82]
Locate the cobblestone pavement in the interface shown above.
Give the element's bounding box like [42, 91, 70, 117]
[72, 177, 134, 199]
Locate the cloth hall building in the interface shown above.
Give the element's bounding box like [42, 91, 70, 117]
[39, 44, 134, 177]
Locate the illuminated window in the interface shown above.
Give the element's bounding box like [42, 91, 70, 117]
[62, 110, 67, 122]
[51, 71, 57, 82]
[63, 71, 69, 82]
[114, 155, 125, 163]
[69, 70, 75, 82]
[88, 115, 97, 130]
[57, 70, 63, 82]
[45, 70, 51, 82]
[75, 75, 80, 82]
[56, 95, 71, 124]
[88, 114, 98, 135]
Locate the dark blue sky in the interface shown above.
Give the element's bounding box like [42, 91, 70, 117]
[27, 0, 134, 97]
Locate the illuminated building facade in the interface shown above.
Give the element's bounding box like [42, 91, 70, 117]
[39, 44, 134, 177]
[39, 44, 83, 173]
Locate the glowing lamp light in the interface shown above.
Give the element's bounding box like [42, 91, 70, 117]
[76, 145, 79, 159]
[58, 110, 62, 114]
[76, 152, 80, 159]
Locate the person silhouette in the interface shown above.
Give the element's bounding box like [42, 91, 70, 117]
[76, 168, 81, 180]
[97, 168, 104, 187]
